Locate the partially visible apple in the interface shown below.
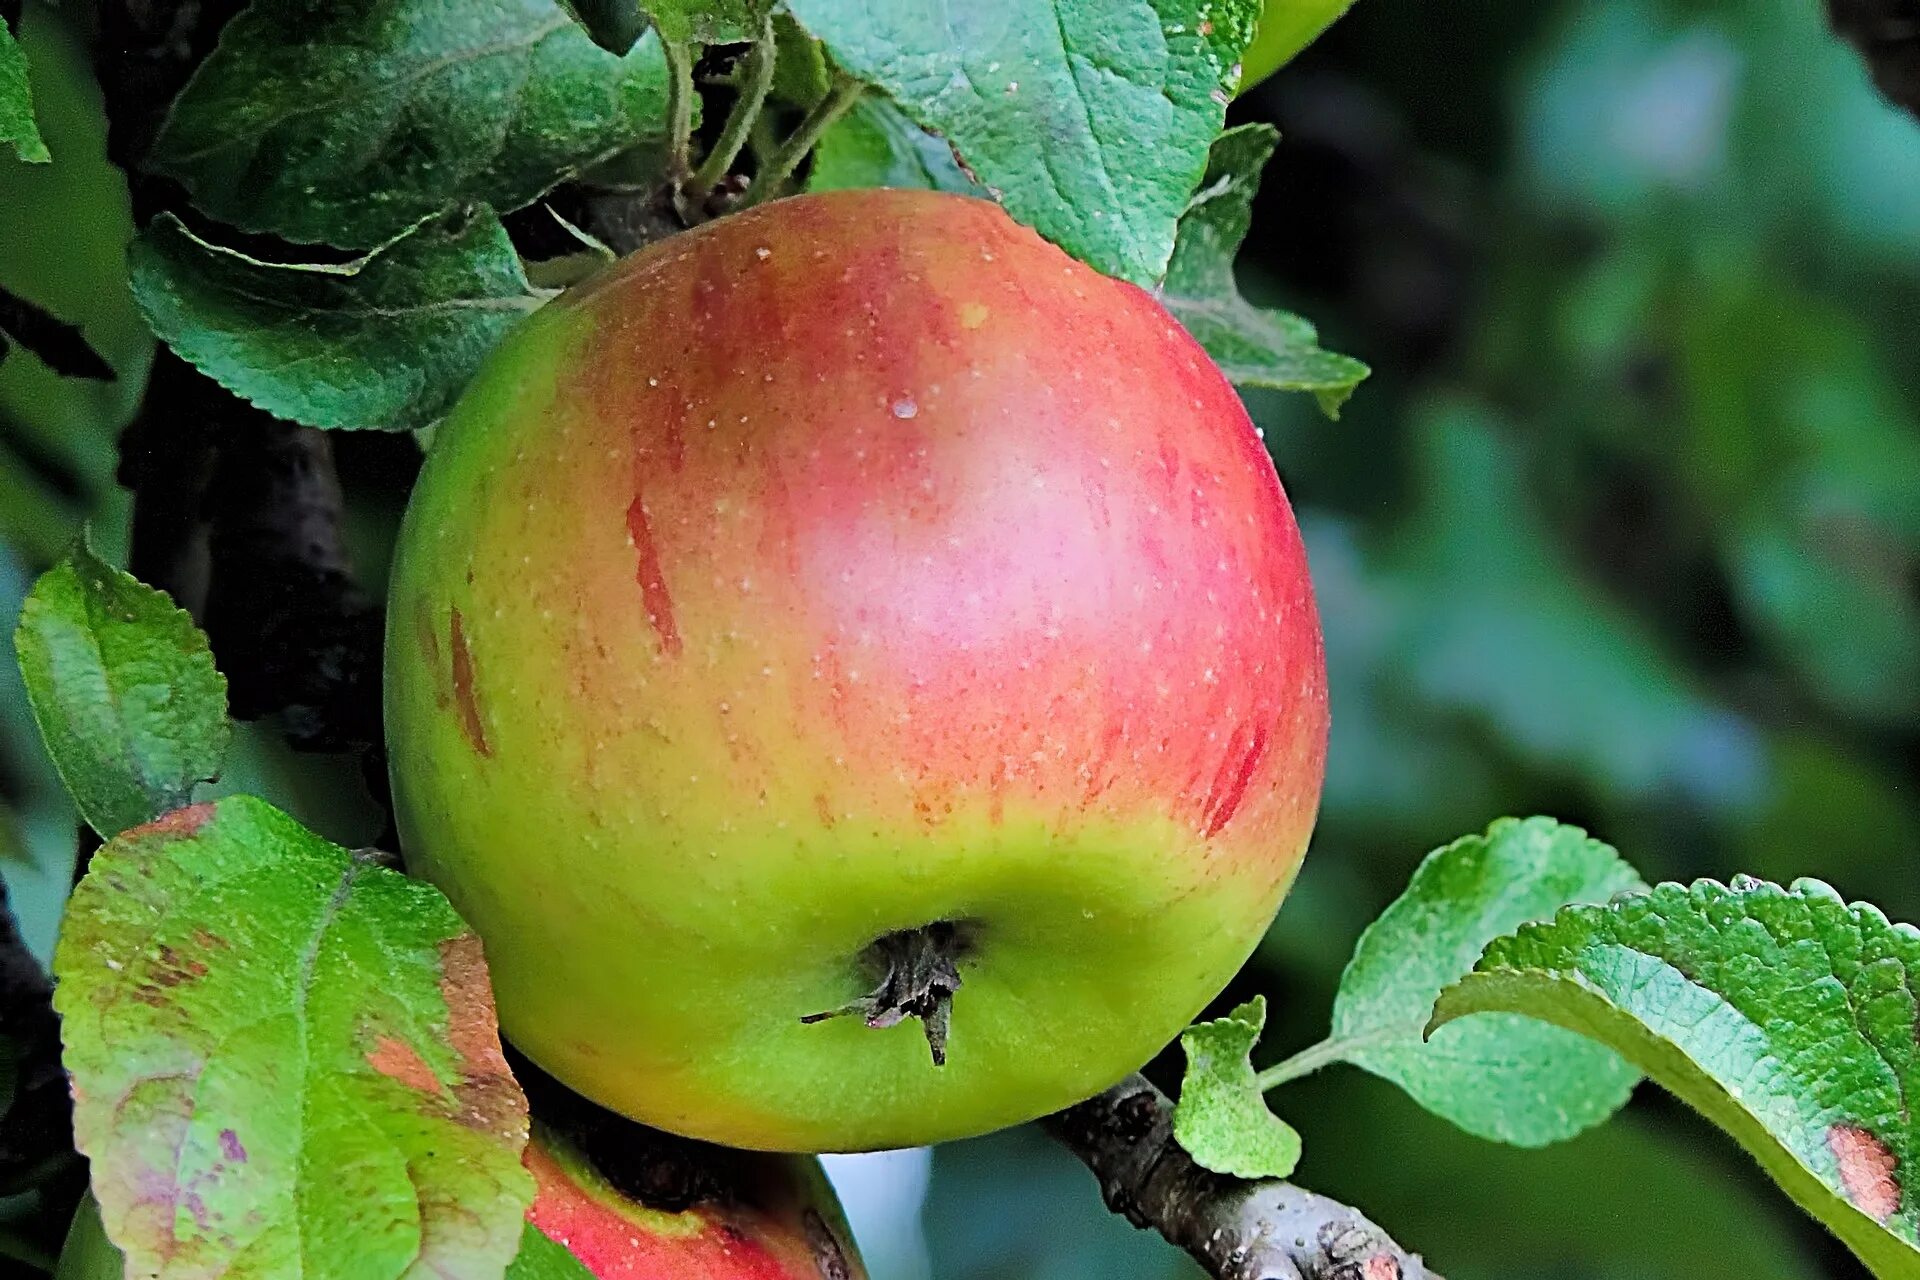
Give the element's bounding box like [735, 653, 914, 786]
[520, 1120, 865, 1279]
[385, 187, 1328, 1151]
[1239, 0, 1360, 91]
[55, 1124, 865, 1279]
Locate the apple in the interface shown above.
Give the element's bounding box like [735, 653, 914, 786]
[384, 188, 1327, 1151]
[520, 1120, 865, 1279]
[1239, 0, 1359, 91]
[55, 1125, 865, 1279]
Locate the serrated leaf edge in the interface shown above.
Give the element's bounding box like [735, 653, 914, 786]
[1427, 874, 1920, 1278]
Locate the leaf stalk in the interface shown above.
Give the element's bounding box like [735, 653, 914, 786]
[661, 36, 697, 179]
[743, 74, 864, 207]
[684, 16, 778, 204]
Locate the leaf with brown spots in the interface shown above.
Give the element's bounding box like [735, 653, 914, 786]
[54, 795, 533, 1280]
[1434, 874, 1920, 1278]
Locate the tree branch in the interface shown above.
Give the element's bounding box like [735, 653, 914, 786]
[95, 0, 251, 612]
[1043, 1075, 1443, 1280]
[202, 419, 382, 754]
[96, 0, 387, 764]
[1827, 0, 1920, 117]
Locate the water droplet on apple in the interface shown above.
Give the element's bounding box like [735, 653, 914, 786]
[891, 396, 919, 419]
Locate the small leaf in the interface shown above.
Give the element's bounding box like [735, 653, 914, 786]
[1327, 816, 1645, 1146]
[1161, 124, 1367, 414]
[0, 16, 48, 164]
[809, 95, 983, 196]
[554, 0, 646, 53]
[1173, 996, 1302, 1179]
[1433, 876, 1920, 1278]
[0, 284, 116, 380]
[53, 795, 534, 1280]
[786, 0, 1260, 286]
[148, 0, 679, 248]
[129, 209, 548, 432]
[13, 539, 229, 838]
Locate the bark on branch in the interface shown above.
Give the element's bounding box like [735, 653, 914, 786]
[1828, 0, 1920, 117]
[1044, 1075, 1443, 1280]
[100, 0, 386, 762]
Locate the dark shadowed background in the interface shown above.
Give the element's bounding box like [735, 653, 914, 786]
[3, 0, 1915, 1275]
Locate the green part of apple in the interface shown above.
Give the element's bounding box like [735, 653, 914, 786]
[384, 188, 1328, 1152]
[1239, 0, 1360, 91]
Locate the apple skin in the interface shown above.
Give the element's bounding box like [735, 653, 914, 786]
[1239, 0, 1358, 91]
[55, 1127, 865, 1279]
[520, 1122, 865, 1279]
[384, 188, 1327, 1151]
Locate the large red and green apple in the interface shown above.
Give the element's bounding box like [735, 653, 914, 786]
[384, 188, 1328, 1152]
[56, 1125, 865, 1279]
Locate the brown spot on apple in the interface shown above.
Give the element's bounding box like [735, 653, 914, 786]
[417, 602, 450, 710]
[1829, 1123, 1900, 1221]
[448, 608, 493, 757]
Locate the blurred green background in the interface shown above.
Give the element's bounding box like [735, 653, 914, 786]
[2, 0, 1916, 1275]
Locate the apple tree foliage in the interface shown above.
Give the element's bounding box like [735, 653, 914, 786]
[0, 1, 1915, 1277]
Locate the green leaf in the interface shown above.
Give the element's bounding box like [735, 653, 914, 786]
[554, 0, 646, 53]
[786, 0, 1260, 286]
[53, 795, 534, 1280]
[129, 209, 548, 432]
[640, 0, 775, 43]
[1161, 124, 1367, 414]
[507, 1221, 594, 1279]
[809, 94, 983, 196]
[1172, 996, 1301, 1178]
[1311, 816, 1645, 1146]
[13, 539, 229, 838]
[1731, 513, 1920, 725]
[0, 18, 48, 164]
[148, 0, 678, 248]
[54, 1195, 122, 1280]
[769, 13, 831, 108]
[1387, 401, 1767, 814]
[1433, 876, 1920, 1278]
